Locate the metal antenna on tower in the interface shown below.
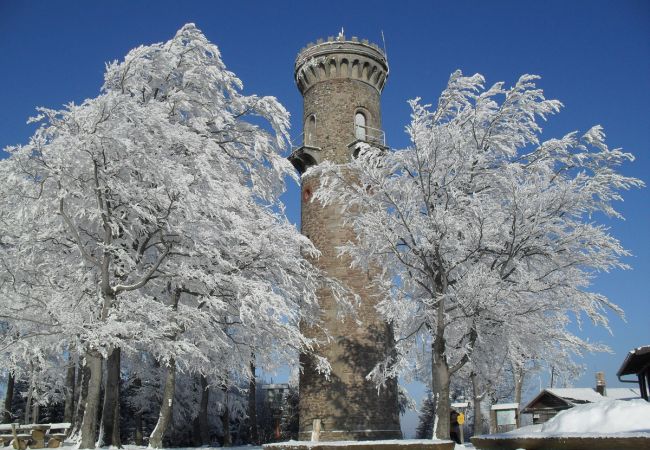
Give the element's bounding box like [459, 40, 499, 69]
[381, 30, 388, 59]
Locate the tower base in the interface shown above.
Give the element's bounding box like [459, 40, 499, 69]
[297, 429, 403, 442]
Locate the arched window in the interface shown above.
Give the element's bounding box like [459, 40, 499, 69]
[305, 115, 316, 146]
[355, 112, 366, 141]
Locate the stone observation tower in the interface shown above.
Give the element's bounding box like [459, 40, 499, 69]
[289, 34, 402, 441]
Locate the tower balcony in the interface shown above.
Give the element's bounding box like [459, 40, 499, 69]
[348, 123, 387, 159]
[354, 123, 385, 147]
[289, 132, 321, 174]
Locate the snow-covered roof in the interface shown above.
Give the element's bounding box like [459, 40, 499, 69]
[261, 383, 289, 390]
[546, 388, 605, 403]
[451, 402, 469, 408]
[617, 345, 650, 376]
[491, 403, 519, 410]
[548, 387, 641, 403]
[604, 387, 641, 400]
[523, 387, 641, 413]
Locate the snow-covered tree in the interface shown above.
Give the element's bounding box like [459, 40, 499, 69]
[0, 23, 339, 448]
[453, 297, 597, 435]
[313, 70, 643, 439]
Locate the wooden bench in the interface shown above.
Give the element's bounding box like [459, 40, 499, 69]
[0, 423, 70, 449]
[43, 423, 71, 448]
[0, 423, 15, 446]
[0, 434, 17, 448]
[0, 424, 32, 450]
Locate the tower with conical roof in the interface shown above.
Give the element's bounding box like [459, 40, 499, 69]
[290, 34, 402, 441]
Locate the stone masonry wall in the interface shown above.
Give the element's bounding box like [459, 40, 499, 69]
[298, 75, 402, 440]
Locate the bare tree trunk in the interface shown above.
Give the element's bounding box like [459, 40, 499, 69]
[221, 385, 231, 447]
[247, 359, 258, 444]
[149, 287, 181, 449]
[64, 352, 77, 424]
[32, 403, 39, 424]
[3, 372, 14, 423]
[471, 372, 483, 436]
[513, 364, 524, 428]
[198, 374, 210, 444]
[431, 295, 452, 442]
[221, 407, 231, 446]
[134, 411, 143, 446]
[79, 352, 103, 449]
[112, 393, 120, 445]
[549, 365, 555, 388]
[100, 348, 121, 447]
[74, 360, 83, 409]
[431, 348, 451, 440]
[133, 377, 143, 446]
[24, 365, 34, 424]
[149, 358, 176, 449]
[72, 361, 90, 437]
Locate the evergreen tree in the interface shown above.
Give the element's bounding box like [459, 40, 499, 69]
[415, 393, 436, 439]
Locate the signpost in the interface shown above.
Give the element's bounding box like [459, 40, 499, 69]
[490, 403, 519, 433]
[451, 402, 468, 445]
[457, 413, 465, 444]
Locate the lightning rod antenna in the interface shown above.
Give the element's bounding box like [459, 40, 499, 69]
[381, 30, 388, 59]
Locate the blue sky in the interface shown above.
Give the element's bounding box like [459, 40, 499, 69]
[1, 0, 648, 437]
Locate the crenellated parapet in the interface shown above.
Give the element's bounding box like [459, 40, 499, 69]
[295, 35, 389, 94]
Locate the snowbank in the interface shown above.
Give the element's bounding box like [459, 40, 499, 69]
[265, 440, 454, 447]
[505, 424, 543, 434]
[541, 399, 650, 433]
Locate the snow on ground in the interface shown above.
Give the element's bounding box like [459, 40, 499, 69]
[62, 442, 469, 450]
[265, 440, 454, 447]
[505, 424, 543, 435]
[65, 443, 468, 450]
[540, 399, 650, 433]
[64, 445, 264, 450]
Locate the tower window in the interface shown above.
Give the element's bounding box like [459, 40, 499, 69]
[354, 112, 366, 141]
[306, 114, 316, 146]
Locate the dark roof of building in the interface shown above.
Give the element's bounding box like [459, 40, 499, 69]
[617, 345, 650, 377]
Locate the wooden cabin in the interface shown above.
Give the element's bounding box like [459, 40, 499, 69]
[617, 345, 650, 401]
[521, 386, 640, 424]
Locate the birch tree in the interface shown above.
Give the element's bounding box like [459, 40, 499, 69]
[314, 71, 643, 439]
